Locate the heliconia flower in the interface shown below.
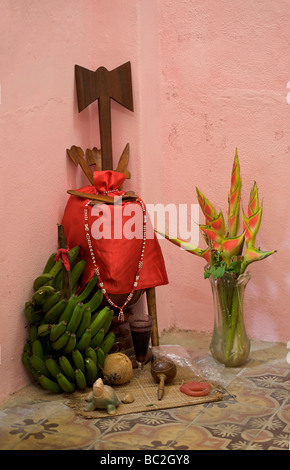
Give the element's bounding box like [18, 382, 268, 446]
[230, 148, 241, 194]
[228, 149, 241, 237]
[242, 206, 262, 248]
[248, 181, 259, 217]
[241, 246, 276, 273]
[228, 203, 240, 237]
[222, 232, 245, 263]
[212, 241, 222, 250]
[196, 187, 218, 224]
[155, 230, 213, 263]
[211, 212, 225, 236]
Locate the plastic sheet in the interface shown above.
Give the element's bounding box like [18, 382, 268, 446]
[151, 344, 227, 387]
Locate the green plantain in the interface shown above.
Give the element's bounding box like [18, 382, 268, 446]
[99, 331, 115, 355]
[77, 276, 98, 303]
[49, 320, 68, 342]
[51, 330, 70, 351]
[89, 306, 112, 337]
[62, 332, 76, 354]
[38, 374, 62, 393]
[56, 372, 75, 393]
[59, 356, 76, 382]
[75, 307, 91, 340]
[85, 357, 98, 384]
[72, 349, 85, 374]
[43, 299, 68, 323]
[83, 290, 103, 313]
[45, 356, 62, 379]
[75, 368, 87, 390]
[76, 328, 91, 351]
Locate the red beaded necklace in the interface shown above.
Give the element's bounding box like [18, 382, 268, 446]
[84, 196, 147, 321]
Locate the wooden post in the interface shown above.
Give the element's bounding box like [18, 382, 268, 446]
[146, 287, 159, 346]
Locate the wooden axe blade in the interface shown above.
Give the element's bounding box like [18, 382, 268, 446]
[75, 62, 133, 171]
[75, 62, 133, 112]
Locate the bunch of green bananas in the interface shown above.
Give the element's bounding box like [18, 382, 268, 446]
[22, 246, 115, 394]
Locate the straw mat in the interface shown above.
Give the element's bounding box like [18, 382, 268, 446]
[67, 364, 224, 419]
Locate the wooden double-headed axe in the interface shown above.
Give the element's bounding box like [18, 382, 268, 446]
[75, 61, 134, 171]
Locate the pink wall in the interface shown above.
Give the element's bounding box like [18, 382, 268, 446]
[156, 0, 290, 345]
[1, 0, 289, 403]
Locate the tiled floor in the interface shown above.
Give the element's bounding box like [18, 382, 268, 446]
[0, 330, 289, 450]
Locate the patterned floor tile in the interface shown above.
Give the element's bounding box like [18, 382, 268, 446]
[226, 379, 288, 410]
[1, 332, 288, 450]
[92, 421, 199, 450]
[7, 407, 99, 450]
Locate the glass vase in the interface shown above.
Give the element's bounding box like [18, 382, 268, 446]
[208, 269, 251, 367]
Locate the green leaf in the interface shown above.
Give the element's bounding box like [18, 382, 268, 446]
[227, 260, 242, 275]
[212, 265, 226, 278]
[204, 270, 211, 279]
[204, 263, 225, 279]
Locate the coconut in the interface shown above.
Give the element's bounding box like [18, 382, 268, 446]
[103, 353, 133, 385]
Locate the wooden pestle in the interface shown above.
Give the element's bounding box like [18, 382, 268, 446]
[150, 358, 177, 400]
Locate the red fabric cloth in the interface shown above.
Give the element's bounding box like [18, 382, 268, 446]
[61, 171, 168, 294]
[55, 248, 71, 271]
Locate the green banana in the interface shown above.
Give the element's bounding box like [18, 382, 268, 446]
[59, 356, 76, 382]
[25, 301, 35, 321]
[48, 259, 62, 278]
[77, 276, 98, 302]
[42, 291, 62, 314]
[51, 330, 70, 351]
[25, 301, 42, 324]
[38, 374, 62, 393]
[75, 307, 91, 340]
[56, 372, 76, 393]
[72, 349, 85, 374]
[49, 320, 68, 342]
[32, 339, 45, 362]
[53, 268, 64, 290]
[33, 273, 54, 292]
[102, 309, 114, 336]
[59, 294, 79, 322]
[85, 346, 97, 364]
[76, 328, 91, 351]
[22, 351, 34, 373]
[23, 341, 32, 354]
[67, 245, 80, 269]
[44, 299, 68, 323]
[42, 252, 57, 274]
[45, 356, 62, 379]
[100, 331, 115, 354]
[38, 323, 53, 337]
[29, 324, 39, 343]
[83, 290, 103, 313]
[29, 354, 50, 376]
[85, 357, 98, 384]
[66, 302, 85, 333]
[75, 368, 87, 390]
[62, 332, 76, 354]
[32, 286, 56, 305]
[71, 259, 86, 290]
[96, 348, 105, 369]
[22, 353, 40, 382]
[89, 328, 105, 349]
[90, 306, 111, 337]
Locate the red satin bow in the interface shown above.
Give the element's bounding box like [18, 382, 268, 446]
[55, 248, 70, 271]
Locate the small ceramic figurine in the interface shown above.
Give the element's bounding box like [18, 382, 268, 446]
[84, 378, 121, 415]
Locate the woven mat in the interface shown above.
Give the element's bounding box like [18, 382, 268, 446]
[66, 364, 224, 419]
